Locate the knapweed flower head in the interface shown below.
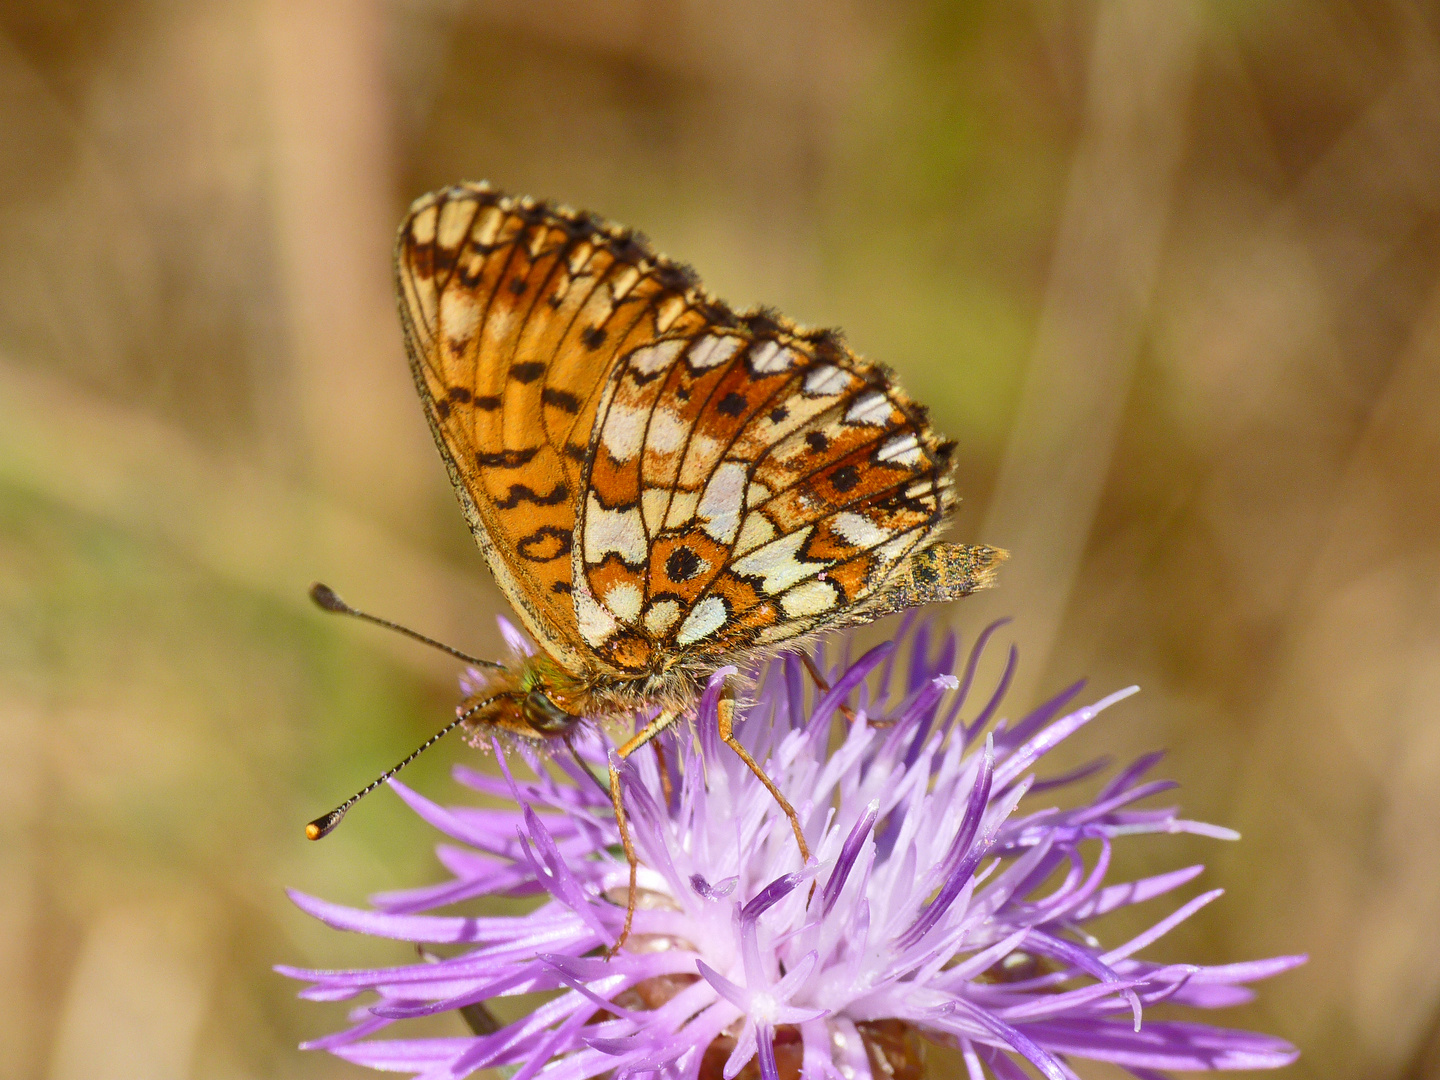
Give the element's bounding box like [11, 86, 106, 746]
[282, 618, 1302, 1080]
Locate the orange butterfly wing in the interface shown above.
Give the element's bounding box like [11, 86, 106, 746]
[575, 321, 964, 674]
[395, 184, 724, 675]
[398, 183, 997, 689]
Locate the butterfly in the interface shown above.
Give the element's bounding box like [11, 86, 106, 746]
[314, 182, 1004, 948]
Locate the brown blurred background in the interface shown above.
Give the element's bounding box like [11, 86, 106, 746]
[2, 1, 1438, 1077]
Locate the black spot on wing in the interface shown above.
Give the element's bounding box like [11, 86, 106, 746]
[665, 546, 702, 582]
[542, 387, 581, 413]
[510, 362, 546, 384]
[477, 448, 539, 468]
[495, 483, 570, 509]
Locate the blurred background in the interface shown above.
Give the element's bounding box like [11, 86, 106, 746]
[2, 1, 1438, 1077]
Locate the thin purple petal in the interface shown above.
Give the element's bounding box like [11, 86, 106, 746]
[822, 800, 879, 915]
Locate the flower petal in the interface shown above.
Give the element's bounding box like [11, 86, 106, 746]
[1027, 1018, 1300, 1070]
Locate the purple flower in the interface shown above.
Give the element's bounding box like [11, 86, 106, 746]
[281, 617, 1303, 1080]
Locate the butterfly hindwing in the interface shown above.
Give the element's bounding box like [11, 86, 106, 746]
[578, 323, 961, 670]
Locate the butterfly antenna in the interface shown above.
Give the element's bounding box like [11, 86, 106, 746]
[305, 695, 499, 839]
[310, 583, 502, 669]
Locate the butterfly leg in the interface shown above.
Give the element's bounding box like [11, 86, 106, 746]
[607, 708, 680, 956]
[797, 651, 859, 724]
[652, 736, 675, 809]
[717, 681, 811, 864]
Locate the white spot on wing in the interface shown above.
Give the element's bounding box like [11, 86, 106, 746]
[647, 407, 688, 455]
[804, 365, 850, 396]
[676, 595, 728, 646]
[474, 207, 502, 246]
[641, 487, 670, 534]
[655, 296, 685, 333]
[630, 339, 685, 376]
[575, 589, 618, 647]
[698, 461, 748, 544]
[781, 578, 839, 617]
[602, 403, 649, 463]
[457, 245, 485, 283]
[731, 529, 816, 594]
[482, 306, 514, 349]
[876, 533, 918, 566]
[749, 341, 796, 374]
[410, 205, 437, 244]
[437, 199, 473, 249]
[876, 433, 922, 466]
[832, 511, 889, 549]
[693, 433, 723, 458]
[678, 433, 724, 484]
[584, 493, 648, 565]
[906, 478, 948, 501]
[644, 599, 681, 636]
[567, 242, 595, 275]
[846, 391, 892, 426]
[611, 266, 640, 301]
[734, 512, 777, 557]
[439, 289, 480, 343]
[663, 489, 700, 528]
[603, 580, 643, 624]
[687, 335, 741, 370]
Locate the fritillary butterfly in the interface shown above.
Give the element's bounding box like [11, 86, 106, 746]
[399, 181, 1001, 712]
[344, 182, 1004, 945]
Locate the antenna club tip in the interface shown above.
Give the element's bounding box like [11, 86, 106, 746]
[310, 582, 346, 612]
[306, 809, 344, 839]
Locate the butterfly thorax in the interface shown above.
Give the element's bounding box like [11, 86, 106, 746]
[461, 650, 703, 744]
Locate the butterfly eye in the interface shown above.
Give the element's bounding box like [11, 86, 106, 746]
[522, 690, 578, 736]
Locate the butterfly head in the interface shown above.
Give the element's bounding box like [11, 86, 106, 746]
[460, 652, 588, 743]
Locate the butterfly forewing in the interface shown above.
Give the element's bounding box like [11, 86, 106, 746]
[396, 185, 710, 674]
